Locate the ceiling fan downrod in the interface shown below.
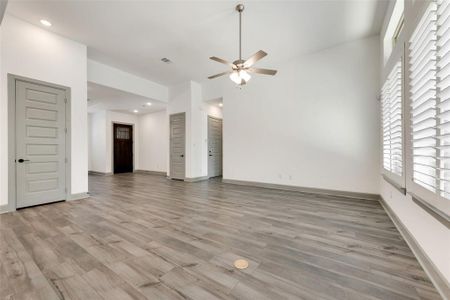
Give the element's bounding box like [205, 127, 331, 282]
[236, 4, 244, 61]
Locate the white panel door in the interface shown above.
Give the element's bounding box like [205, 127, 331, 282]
[15, 80, 67, 208]
[170, 113, 185, 180]
[208, 116, 223, 178]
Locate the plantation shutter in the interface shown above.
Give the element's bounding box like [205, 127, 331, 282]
[437, 0, 450, 199]
[409, 2, 438, 193]
[382, 61, 403, 176]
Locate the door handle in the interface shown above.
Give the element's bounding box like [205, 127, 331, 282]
[180, 154, 184, 157]
[209, 154, 213, 156]
[17, 159, 30, 163]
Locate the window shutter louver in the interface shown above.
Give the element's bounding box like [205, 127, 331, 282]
[437, 0, 450, 199]
[382, 61, 403, 176]
[382, 82, 392, 172]
[409, 2, 438, 193]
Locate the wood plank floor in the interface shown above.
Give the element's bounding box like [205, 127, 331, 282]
[0, 173, 441, 300]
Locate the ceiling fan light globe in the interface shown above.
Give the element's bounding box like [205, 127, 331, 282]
[239, 70, 251, 82]
[230, 71, 242, 84]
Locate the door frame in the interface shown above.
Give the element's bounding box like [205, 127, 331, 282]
[169, 112, 186, 180]
[7, 74, 72, 211]
[207, 115, 223, 178]
[111, 122, 135, 174]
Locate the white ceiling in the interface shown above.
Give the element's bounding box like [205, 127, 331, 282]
[6, 0, 387, 86]
[87, 82, 166, 115]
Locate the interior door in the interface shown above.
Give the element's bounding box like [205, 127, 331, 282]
[208, 116, 223, 178]
[170, 113, 186, 180]
[15, 80, 67, 208]
[113, 124, 133, 173]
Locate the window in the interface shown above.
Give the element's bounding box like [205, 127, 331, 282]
[382, 60, 403, 176]
[408, 0, 450, 212]
[409, 2, 438, 193]
[383, 0, 405, 64]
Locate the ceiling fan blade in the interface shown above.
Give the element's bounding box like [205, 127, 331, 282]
[247, 67, 277, 76]
[210, 56, 235, 67]
[243, 50, 267, 68]
[208, 71, 231, 79]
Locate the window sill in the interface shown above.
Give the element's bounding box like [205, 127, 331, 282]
[409, 192, 450, 228]
[382, 174, 406, 195]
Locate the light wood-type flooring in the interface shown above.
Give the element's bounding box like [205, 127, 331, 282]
[0, 173, 441, 300]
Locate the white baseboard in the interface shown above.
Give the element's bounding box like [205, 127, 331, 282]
[184, 176, 209, 182]
[134, 170, 167, 176]
[68, 192, 90, 201]
[380, 196, 450, 300]
[222, 178, 380, 201]
[88, 171, 113, 176]
[0, 204, 12, 214]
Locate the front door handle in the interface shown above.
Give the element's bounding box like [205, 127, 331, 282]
[17, 159, 30, 163]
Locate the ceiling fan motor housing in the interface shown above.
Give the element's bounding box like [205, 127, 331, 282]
[233, 59, 245, 70]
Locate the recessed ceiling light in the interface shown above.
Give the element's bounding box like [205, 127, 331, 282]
[146, 102, 152, 106]
[219, 103, 223, 107]
[133, 109, 139, 113]
[40, 19, 52, 27]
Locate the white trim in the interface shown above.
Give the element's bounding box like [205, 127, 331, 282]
[184, 176, 208, 182]
[134, 170, 167, 176]
[0, 204, 11, 214]
[223, 179, 380, 201]
[68, 192, 89, 201]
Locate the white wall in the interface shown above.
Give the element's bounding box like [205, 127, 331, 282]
[204, 103, 223, 119]
[167, 81, 208, 179]
[87, 59, 168, 103]
[203, 36, 380, 194]
[138, 110, 168, 173]
[88, 111, 108, 173]
[189, 81, 208, 178]
[0, 15, 88, 209]
[88, 110, 139, 174]
[88, 113, 92, 171]
[88, 109, 168, 174]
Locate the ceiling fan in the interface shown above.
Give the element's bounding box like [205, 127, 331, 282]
[208, 4, 277, 85]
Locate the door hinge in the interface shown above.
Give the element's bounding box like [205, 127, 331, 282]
[64, 98, 67, 103]
[65, 158, 68, 163]
[65, 128, 68, 134]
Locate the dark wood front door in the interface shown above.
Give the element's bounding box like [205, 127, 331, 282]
[113, 124, 133, 174]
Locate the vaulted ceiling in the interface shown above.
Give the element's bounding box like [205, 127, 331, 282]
[6, 0, 388, 86]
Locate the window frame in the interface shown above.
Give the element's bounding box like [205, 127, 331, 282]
[403, 0, 450, 221]
[382, 39, 406, 190]
[393, 14, 405, 48]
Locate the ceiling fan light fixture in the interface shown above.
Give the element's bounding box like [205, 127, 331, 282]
[208, 3, 277, 84]
[229, 70, 251, 85]
[239, 70, 251, 82]
[230, 71, 242, 84]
